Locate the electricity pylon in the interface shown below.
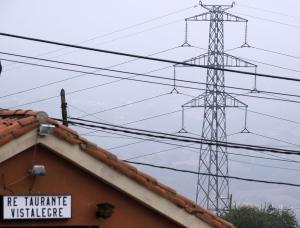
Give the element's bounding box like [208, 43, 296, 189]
[174, 2, 257, 214]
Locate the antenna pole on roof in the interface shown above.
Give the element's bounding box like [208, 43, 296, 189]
[60, 88, 68, 127]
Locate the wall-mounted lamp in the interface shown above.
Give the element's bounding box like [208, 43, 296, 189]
[38, 124, 55, 136]
[96, 203, 115, 219]
[30, 165, 47, 176]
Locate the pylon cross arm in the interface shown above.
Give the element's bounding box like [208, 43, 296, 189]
[182, 93, 206, 108]
[224, 93, 247, 108]
[174, 52, 257, 68]
[185, 12, 211, 22]
[223, 53, 257, 68]
[223, 12, 247, 22]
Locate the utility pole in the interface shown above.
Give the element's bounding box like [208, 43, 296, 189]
[175, 2, 257, 214]
[60, 88, 68, 127]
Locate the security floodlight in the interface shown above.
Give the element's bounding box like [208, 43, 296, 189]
[31, 165, 47, 176]
[38, 124, 55, 136]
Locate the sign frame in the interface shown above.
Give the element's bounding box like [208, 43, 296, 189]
[1, 194, 72, 220]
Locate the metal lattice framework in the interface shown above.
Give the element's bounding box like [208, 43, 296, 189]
[175, 2, 257, 214]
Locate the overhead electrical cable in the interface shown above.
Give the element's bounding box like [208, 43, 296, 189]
[123, 161, 300, 187]
[229, 11, 300, 29]
[250, 46, 300, 61]
[6, 69, 300, 109]
[68, 99, 300, 165]
[75, 122, 300, 165]
[0, 46, 179, 99]
[179, 132, 300, 169]
[169, 140, 300, 172]
[251, 132, 300, 148]
[68, 103, 108, 123]
[1, 32, 300, 83]
[74, 106, 300, 163]
[69, 111, 300, 166]
[19, 18, 186, 72]
[235, 55, 300, 73]
[3, 50, 300, 101]
[3, 59, 300, 108]
[198, 45, 300, 72]
[4, 4, 197, 70]
[71, 93, 169, 118]
[123, 136, 300, 172]
[131, 141, 300, 165]
[236, 4, 300, 20]
[229, 158, 300, 172]
[245, 108, 300, 126]
[249, 132, 300, 164]
[62, 117, 300, 155]
[178, 130, 300, 164]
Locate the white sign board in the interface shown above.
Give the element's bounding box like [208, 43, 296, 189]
[3, 195, 71, 220]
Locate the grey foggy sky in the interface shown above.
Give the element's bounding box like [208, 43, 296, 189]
[1, 0, 300, 216]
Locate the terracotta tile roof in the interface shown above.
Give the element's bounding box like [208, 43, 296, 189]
[0, 109, 235, 228]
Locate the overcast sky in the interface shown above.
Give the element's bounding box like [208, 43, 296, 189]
[1, 0, 300, 218]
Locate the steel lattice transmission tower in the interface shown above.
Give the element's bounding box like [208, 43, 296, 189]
[174, 2, 257, 214]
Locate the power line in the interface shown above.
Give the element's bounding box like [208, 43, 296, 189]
[236, 4, 300, 20]
[71, 114, 300, 166]
[210, 45, 300, 74]
[5, 63, 181, 109]
[84, 134, 131, 140]
[26, 17, 185, 70]
[237, 55, 300, 74]
[245, 108, 300, 126]
[178, 130, 300, 166]
[0, 46, 179, 99]
[1, 32, 300, 83]
[188, 129, 300, 164]
[74, 101, 300, 165]
[9, 69, 180, 109]
[230, 11, 300, 29]
[128, 133, 300, 165]
[132, 140, 300, 173]
[3, 58, 300, 108]
[229, 158, 300, 172]
[4, 4, 197, 71]
[76, 123, 300, 165]
[123, 160, 300, 187]
[2, 48, 300, 104]
[71, 93, 169, 118]
[0, 52, 296, 101]
[68, 103, 108, 123]
[78, 122, 300, 173]
[1, 50, 299, 98]
[65, 90, 300, 166]
[169, 139, 300, 172]
[68, 100, 188, 151]
[251, 132, 300, 148]
[249, 132, 300, 164]
[77, 123, 190, 151]
[63, 117, 300, 155]
[69, 102, 188, 150]
[121, 109, 182, 126]
[250, 46, 300, 61]
[125, 142, 300, 164]
[225, 128, 300, 164]
[71, 5, 198, 44]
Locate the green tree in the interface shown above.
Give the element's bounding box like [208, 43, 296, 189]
[222, 204, 298, 228]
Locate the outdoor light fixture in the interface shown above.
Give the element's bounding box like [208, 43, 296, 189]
[30, 165, 47, 176]
[96, 203, 115, 219]
[38, 124, 55, 136]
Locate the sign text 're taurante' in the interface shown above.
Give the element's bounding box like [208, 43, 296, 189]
[3, 195, 71, 220]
